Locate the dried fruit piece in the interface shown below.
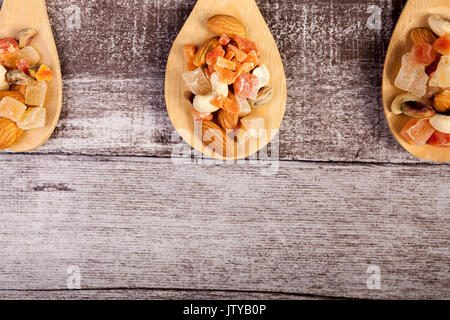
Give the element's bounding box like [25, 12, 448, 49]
[0, 65, 9, 91]
[194, 37, 220, 67]
[202, 120, 235, 157]
[207, 15, 246, 38]
[6, 69, 32, 85]
[410, 28, 438, 45]
[435, 55, 450, 87]
[0, 38, 19, 60]
[401, 118, 435, 146]
[411, 43, 437, 65]
[400, 101, 435, 119]
[231, 93, 251, 117]
[20, 46, 40, 65]
[16, 59, 30, 74]
[184, 44, 197, 71]
[11, 85, 26, 96]
[206, 46, 225, 67]
[211, 94, 225, 109]
[18, 29, 37, 48]
[25, 80, 47, 107]
[223, 96, 239, 113]
[0, 117, 23, 150]
[17, 107, 46, 130]
[433, 89, 450, 113]
[249, 86, 274, 108]
[433, 34, 450, 55]
[224, 50, 235, 61]
[218, 108, 238, 130]
[394, 53, 428, 97]
[219, 34, 231, 46]
[216, 56, 236, 71]
[0, 91, 25, 103]
[241, 50, 259, 66]
[234, 73, 259, 100]
[182, 68, 212, 95]
[0, 96, 27, 122]
[35, 64, 53, 81]
[214, 65, 238, 85]
[228, 44, 247, 62]
[240, 115, 265, 138]
[234, 35, 257, 54]
[428, 130, 450, 147]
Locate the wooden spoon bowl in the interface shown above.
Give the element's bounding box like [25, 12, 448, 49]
[165, 0, 287, 160]
[0, 0, 62, 152]
[382, 0, 450, 162]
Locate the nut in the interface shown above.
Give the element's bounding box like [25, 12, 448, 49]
[428, 15, 450, 38]
[0, 91, 25, 103]
[410, 28, 438, 45]
[249, 86, 273, 107]
[6, 70, 32, 85]
[207, 15, 246, 38]
[429, 114, 450, 134]
[0, 117, 23, 150]
[433, 89, 450, 113]
[400, 101, 435, 119]
[18, 28, 37, 48]
[391, 93, 428, 115]
[194, 37, 220, 67]
[217, 109, 239, 130]
[202, 120, 235, 157]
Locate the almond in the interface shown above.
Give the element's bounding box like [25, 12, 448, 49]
[0, 117, 23, 150]
[0, 90, 25, 103]
[217, 109, 239, 130]
[433, 89, 450, 113]
[207, 15, 246, 38]
[410, 28, 438, 45]
[194, 37, 220, 67]
[202, 120, 235, 157]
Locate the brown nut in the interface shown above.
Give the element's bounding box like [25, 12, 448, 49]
[202, 120, 235, 157]
[6, 70, 32, 85]
[433, 89, 450, 113]
[410, 28, 438, 45]
[207, 15, 246, 38]
[194, 37, 220, 67]
[400, 101, 435, 119]
[217, 109, 239, 130]
[0, 117, 23, 150]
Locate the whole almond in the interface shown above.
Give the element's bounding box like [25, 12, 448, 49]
[0, 117, 23, 150]
[433, 89, 450, 113]
[207, 15, 246, 38]
[217, 109, 239, 130]
[202, 120, 235, 157]
[194, 37, 220, 67]
[410, 28, 438, 45]
[0, 90, 25, 103]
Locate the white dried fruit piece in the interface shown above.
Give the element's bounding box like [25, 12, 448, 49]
[20, 46, 40, 65]
[429, 114, 450, 134]
[428, 15, 450, 38]
[182, 68, 212, 95]
[240, 115, 265, 138]
[394, 53, 428, 97]
[234, 94, 251, 117]
[435, 55, 450, 88]
[25, 80, 47, 107]
[0, 65, 10, 91]
[18, 107, 46, 130]
[252, 64, 270, 90]
[0, 96, 27, 122]
[391, 93, 428, 115]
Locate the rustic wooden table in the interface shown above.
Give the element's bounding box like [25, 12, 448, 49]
[0, 0, 448, 300]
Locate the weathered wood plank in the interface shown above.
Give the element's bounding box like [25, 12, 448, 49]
[0, 289, 326, 300]
[0, 154, 448, 299]
[1, 0, 426, 163]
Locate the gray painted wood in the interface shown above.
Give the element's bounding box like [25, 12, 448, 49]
[0, 154, 448, 299]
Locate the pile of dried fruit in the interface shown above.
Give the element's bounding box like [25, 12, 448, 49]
[0, 28, 53, 150]
[182, 15, 273, 156]
[393, 15, 450, 148]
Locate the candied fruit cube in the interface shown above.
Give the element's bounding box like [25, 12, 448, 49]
[433, 34, 450, 55]
[401, 118, 435, 146]
[240, 115, 265, 138]
[25, 80, 48, 107]
[227, 44, 247, 62]
[411, 43, 437, 65]
[428, 130, 450, 147]
[182, 68, 212, 95]
[395, 53, 428, 97]
[16, 59, 30, 74]
[216, 56, 236, 71]
[0, 96, 27, 122]
[0, 38, 19, 60]
[223, 96, 239, 113]
[214, 65, 238, 85]
[234, 35, 257, 54]
[219, 34, 231, 46]
[206, 46, 225, 67]
[184, 44, 197, 71]
[35, 64, 53, 81]
[234, 73, 259, 100]
[435, 55, 450, 87]
[20, 46, 40, 65]
[232, 93, 251, 117]
[18, 107, 46, 130]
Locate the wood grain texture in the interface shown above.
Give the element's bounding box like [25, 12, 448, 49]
[0, 0, 63, 152]
[0, 0, 429, 163]
[0, 154, 448, 299]
[382, 0, 450, 162]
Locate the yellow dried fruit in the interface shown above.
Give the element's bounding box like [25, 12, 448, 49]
[207, 15, 246, 38]
[410, 28, 438, 45]
[0, 117, 23, 150]
[194, 37, 220, 67]
[0, 91, 25, 103]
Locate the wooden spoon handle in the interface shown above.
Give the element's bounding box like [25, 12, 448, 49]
[0, 0, 48, 29]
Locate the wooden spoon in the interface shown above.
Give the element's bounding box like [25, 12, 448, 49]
[382, 0, 450, 162]
[0, 0, 62, 152]
[165, 0, 287, 160]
